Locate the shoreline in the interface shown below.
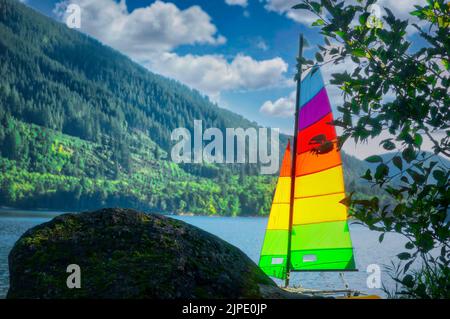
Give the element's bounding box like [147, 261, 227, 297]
[0, 207, 360, 221]
[0, 207, 268, 219]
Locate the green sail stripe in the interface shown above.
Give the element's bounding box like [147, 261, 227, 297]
[259, 255, 288, 279]
[290, 248, 356, 271]
[291, 221, 353, 251]
[260, 229, 288, 255]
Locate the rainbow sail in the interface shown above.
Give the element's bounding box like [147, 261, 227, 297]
[259, 68, 356, 280]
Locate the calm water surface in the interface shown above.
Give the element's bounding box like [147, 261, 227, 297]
[0, 210, 407, 298]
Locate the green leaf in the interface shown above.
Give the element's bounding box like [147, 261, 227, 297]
[392, 156, 403, 170]
[312, 19, 325, 26]
[362, 169, 372, 181]
[378, 233, 385, 243]
[315, 52, 323, 62]
[359, 13, 367, 25]
[414, 133, 423, 147]
[292, 4, 310, 10]
[432, 170, 445, 184]
[375, 163, 389, 180]
[407, 169, 426, 184]
[405, 242, 414, 250]
[442, 59, 450, 70]
[402, 274, 414, 288]
[417, 233, 435, 252]
[397, 252, 411, 260]
[365, 155, 383, 163]
[403, 260, 414, 274]
[393, 204, 404, 216]
[410, 9, 422, 17]
[310, 2, 321, 13]
[339, 196, 351, 207]
[382, 140, 396, 151]
[335, 31, 345, 39]
[402, 147, 416, 163]
[352, 48, 366, 57]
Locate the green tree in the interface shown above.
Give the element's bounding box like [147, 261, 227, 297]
[293, 0, 449, 298]
[3, 130, 22, 160]
[0, 178, 16, 204]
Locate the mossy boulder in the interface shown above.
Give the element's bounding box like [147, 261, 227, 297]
[7, 208, 280, 299]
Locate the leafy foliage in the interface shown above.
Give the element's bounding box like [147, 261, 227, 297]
[293, 0, 449, 298]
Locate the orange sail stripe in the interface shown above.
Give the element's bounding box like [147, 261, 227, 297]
[296, 149, 342, 176]
[279, 140, 292, 177]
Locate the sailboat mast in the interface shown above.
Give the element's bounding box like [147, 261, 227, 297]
[285, 34, 304, 288]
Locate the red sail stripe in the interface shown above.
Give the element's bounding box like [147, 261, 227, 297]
[296, 112, 336, 154]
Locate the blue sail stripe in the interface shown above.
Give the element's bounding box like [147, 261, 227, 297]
[300, 67, 325, 108]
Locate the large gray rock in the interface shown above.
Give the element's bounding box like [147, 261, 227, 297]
[7, 208, 288, 299]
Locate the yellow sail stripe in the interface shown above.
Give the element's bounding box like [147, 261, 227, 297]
[293, 192, 348, 225]
[294, 165, 344, 198]
[267, 176, 291, 230]
[267, 203, 290, 230]
[273, 176, 291, 203]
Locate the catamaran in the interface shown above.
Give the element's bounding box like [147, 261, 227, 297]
[258, 35, 373, 298]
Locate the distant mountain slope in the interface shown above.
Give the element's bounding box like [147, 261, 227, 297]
[0, 0, 385, 214]
[0, 0, 259, 151]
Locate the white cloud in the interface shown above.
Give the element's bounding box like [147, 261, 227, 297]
[379, 0, 428, 34]
[54, 0, 226, 59]
[378, 0, 427, 19]
[53, 0, 290, 99]
[263, 0, 320, 25]
[260, 91, 296, 117]
[225, 0, 248, 7]
[147, 53, 289, 99]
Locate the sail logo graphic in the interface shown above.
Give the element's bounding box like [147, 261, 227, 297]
[171, 120, 280, 174]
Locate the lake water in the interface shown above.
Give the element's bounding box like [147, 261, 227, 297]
[0, 210, 408, 298]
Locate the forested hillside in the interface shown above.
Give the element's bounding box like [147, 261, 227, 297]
[0, 0, 384, 215]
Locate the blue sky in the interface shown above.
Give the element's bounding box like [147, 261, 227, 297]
[20, 0, 430, 158]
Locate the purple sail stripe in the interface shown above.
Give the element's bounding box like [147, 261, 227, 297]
[298, 88, 332, 131]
